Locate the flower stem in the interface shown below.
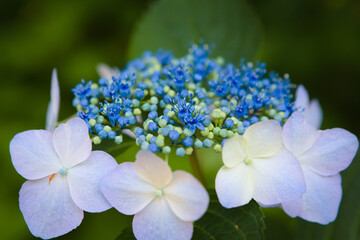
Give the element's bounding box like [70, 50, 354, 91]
[189, 151, 206, 186]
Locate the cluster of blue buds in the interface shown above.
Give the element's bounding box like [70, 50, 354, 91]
[72, 42, 296, 157]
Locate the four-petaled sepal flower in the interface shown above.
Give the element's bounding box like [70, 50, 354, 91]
[10, 117, 118, 239]
[100, 150, 209, 240]
[281, 112, 359, 224]
[215, 120, 306, 208]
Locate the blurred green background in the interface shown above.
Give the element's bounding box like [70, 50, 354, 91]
[1, 0, 359, 239]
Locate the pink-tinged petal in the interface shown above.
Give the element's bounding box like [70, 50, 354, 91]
[46, 68, 60, 132]
[10, 130, 61, 180]
[294, 84, 309, 111]
[222, 136, 247, 168]
[135, 150, 172, 188]
[19, 175, 83, 239]
[164, 171, 209, 221]
[244, 120, 283, 158]
[53, 117, 92, 168]
[283, 112, 319, 157]
[96, 63, 119, 80]
[251, 148, 305, 205]
[67, 151, 118, 213]
[300, 128, 359, 176]
[215, 164, 253, 208]
[306, 99, 323, 129]
[100, 162, 156, 215]
[133, 197, 193, 240]
[282, 167, 342, 224]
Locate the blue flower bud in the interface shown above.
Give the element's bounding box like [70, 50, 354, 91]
[202, 116, 211, 127]
[176, 147, 186, 157]
[128, 116, 137, 125]
[118, 116, 129, 127]
[138, 135, 146, 144]
[183, 137, 193, 147]
[94, 123, 103, 132]
[148, 122, 158, 132]
[150, 104, 157, 112]
[159, 127, 170, 136]
[99, 130, 108, 139]
[150, 136, 157, 144]
[135, 89, 144, 99]
[250, 116, 259, 124]
[194, 139, 203, 149]
[224, 119, 234, 129]
[142, 103, 151, 111]
[148, 111, 158, 120]
[203, 139, 213, 148]
[108, 130, 116, 139]
[148, 143, 160, 153]
[238, 125, 245, 134]
[169, 130, 180, 142]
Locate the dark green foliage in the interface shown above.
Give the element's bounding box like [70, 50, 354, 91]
[128, 0, 263, 63]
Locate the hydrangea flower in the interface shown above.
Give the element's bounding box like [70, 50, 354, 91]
[100, 150, 209, 240]
[10, 118, 118, 239]
[294, 84, 323, 129]
[281, 112, 359, 224]
[215, 120, 306, 208]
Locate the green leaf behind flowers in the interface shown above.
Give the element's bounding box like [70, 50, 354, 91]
[128, 0, 263, 63]
[193, 190, 265, 240]
[116, 189, 265, 240]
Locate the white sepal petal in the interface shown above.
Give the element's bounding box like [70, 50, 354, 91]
[46, 68, 60, 132]
[215, 164, 253, 208]
[19, 176, 83, 239]
[283, 112, 319, 157]
[294, 84, 309, 111]
[67, 151, 118, 213]
[134, 150, 172, 188]
[100, 162, 156, 215]
[133, 197, 193, 240]
[165, 171, 209, 221]
[10, 130, 61, 180]
[306, 99, 323, 129]
[251, 148, 305, 205]
[301, 128, 359, 176]
[222, 136, 246, 168]
[282, 167, 342, 225]
[244, 120, 282, 158]
[53, 117, 92, 168]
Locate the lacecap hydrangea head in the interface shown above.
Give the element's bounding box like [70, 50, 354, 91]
[72, 42, 296, 157]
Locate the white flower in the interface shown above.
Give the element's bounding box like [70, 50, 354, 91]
[294, 84, 323, 129]
[45, 68, 60, 132]
[281, 112, 358, 224]
[10, 117, 118, 239]
[215, 120, 305, 208]
[100, 150, 209, 240]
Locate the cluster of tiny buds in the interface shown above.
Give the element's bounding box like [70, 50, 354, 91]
[72, 42, 295, 157]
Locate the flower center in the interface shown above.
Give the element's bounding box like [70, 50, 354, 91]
[59, 168, 67, 176]
[154, 189, 164, 197]
[244, 157, 253, 165]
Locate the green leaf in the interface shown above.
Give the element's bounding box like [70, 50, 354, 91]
[193, 190, 265, 240]
[115, 190, 265, 240]
[115, 226, 136, 240]
[93, 134, 135, 158]
[128, 0, 263, 63]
